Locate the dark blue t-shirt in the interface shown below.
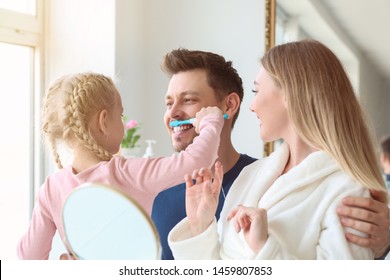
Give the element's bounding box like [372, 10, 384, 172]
[151, 154, 257, 260]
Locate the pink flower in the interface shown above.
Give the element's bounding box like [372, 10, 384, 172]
[125, 120, 138, 130]
[121, 117, 141, 148]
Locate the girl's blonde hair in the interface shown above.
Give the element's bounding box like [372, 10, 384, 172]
[42, 72, 118, 169]
[261, 40, 386, 198]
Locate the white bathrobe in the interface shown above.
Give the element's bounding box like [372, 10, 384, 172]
[168, 143, 374, 259]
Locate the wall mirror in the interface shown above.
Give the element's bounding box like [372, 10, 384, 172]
[264, 0, 360, 156]
[62, 182, 160, 260]
[273, 0, 389, 145]
[275, 0, 359, 80]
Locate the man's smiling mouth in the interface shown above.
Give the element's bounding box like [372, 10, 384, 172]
[172, 124, 194, 133]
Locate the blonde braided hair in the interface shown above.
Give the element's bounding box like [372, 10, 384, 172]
[42, 72, 118, 169]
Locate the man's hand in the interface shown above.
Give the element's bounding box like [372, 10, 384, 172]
[337, 189, 390, 258]
[59, 253, 76, 260]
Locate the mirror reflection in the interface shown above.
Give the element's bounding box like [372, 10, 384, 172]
[275, 0, 390, 141]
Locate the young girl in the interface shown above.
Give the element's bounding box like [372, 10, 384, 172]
[17, 72, 225, 259]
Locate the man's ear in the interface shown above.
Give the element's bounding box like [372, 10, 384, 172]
[223, 92, 240, 117]
[97, 109, 109, 135]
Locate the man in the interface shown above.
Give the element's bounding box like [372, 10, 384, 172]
[380, 135, 390, 191]
[372, 135, 390, 258]
[151, 49, 257, 259]
[151, 48, 390, 260]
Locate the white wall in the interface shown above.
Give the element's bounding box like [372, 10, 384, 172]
[115, 0, 147, 130]
[46, 0, 115, 80]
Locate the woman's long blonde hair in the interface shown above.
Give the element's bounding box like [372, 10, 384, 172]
[42, 72, 118, 169]
[261, 40, 386, 198]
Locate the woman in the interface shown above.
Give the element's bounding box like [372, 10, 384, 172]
[167, 40, 388, 259]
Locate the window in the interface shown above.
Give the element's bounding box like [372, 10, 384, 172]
[0, 0, 42, 259]
[0, 0, 36, 15]
[0, 42, 34, 259]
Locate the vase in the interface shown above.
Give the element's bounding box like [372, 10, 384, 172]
[120, 147, 141, 158]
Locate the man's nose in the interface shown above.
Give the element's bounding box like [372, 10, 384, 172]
[168, 102, 185, 119]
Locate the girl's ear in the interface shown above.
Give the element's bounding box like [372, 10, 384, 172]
[97, 109, 109, 135]
[224, 92, 240, 117]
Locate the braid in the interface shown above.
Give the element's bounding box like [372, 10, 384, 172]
[42, 72, 117, 169]
[67, 76, 112, 161]
[49, 135, 63, 169]
[42, 80, 66, 169]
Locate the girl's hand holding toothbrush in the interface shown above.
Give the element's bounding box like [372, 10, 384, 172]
[169, 107, 229, 133]
[193, 107, 225, 134]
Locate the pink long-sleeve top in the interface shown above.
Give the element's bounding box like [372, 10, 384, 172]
[17, 114, 223, 259]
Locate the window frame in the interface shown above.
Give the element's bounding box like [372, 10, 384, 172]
[0, 0, 44, 216]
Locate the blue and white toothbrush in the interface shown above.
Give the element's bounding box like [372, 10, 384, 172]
[169, 113, 228, 127]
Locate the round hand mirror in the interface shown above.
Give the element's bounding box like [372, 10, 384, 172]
[62, 182, 160, 260]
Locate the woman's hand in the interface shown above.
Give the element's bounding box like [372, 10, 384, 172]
[228, 205, 268, 254]
[185, 161, 224, 236]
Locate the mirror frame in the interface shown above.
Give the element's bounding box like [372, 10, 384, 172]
[263, 0, 277, 157]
